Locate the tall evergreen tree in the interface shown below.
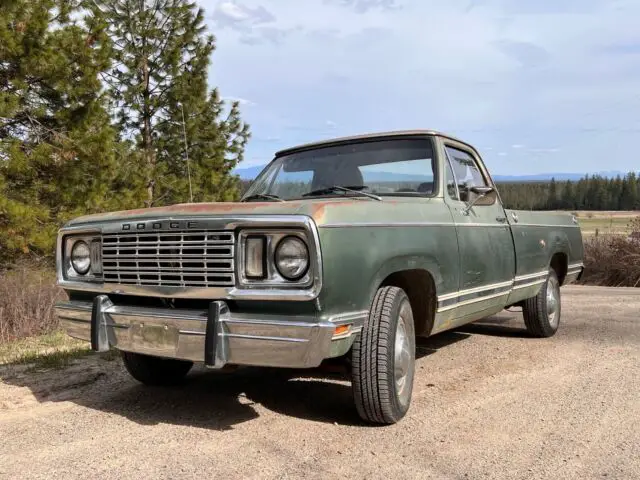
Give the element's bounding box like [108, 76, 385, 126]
[560, 180, 574, 210]
[89, 0, 250, 207]
[547, 177, 558, 209]
[0, 0, 120, 262]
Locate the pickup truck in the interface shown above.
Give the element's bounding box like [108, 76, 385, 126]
[54, 130, 585, 425]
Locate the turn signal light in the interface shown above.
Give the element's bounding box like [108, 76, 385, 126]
[334, 325, 350, 336]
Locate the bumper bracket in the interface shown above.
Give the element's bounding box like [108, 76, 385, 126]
[205, 301, 220, 367]
[91, 295, 112, 352]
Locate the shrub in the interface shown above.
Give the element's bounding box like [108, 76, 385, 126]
[0, 264, 65, 343]
[579, 217, 640, 287]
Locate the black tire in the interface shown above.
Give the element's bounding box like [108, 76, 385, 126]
[120, 351, 193, 386]
[522, 268, 561, 338]
[352, 286, 416, 425]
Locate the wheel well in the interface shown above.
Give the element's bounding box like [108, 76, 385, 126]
[380, 269, 436, 336]
[550, 252, 568, 285]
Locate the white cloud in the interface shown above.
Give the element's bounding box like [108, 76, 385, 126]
[529, 147, 560, 153]
[213, 1, 276, 28]
[222, 96, 256, 106]
[204, 0, 640, 174]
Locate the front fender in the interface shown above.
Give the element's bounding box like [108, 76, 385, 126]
[366, 254, 446, 307]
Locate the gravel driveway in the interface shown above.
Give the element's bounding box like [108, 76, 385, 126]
[1, 285, 638, 479]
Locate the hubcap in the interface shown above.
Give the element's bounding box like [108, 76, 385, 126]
[546, 274, 560, 327]
[394, 300, 413, 403]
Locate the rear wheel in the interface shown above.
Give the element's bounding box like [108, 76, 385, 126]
[351, 286, 416, 424]
[120, 351, 193, 386]
[522, 268, 561, 338]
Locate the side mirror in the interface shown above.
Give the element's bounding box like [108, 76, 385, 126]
[462, 185, 495, 215]
[469, 185, 494, 196]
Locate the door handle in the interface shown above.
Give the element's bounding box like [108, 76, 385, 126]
[496, 216, 507, 223]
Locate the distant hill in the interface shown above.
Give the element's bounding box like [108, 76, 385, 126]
[233, 164, 628, 182]
[234, 164, 268, 180]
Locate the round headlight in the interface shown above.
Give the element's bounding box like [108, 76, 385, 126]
[275, 236, 309, 280]
[71, 241, 91, 275]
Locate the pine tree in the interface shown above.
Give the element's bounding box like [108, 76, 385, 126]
[89, 0, 250, 207]
[0, 0, 120, 262]
[547, 177, 558, 209]
[559, 180, 574, 210]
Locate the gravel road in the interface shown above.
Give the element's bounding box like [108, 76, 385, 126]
[1, 285, 638, 480]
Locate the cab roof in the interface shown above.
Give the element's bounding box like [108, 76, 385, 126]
[275, 129, 476, 157]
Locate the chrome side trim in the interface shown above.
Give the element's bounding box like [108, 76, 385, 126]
[568, 262, 584, 270]
[512, 278, 547, 290]
[320, 222, 452, 228]
[436, 271, 551, 312]
[438, 280, 514, 302]
[509, 223, 581, 228]
[327, 310, 369, 326]
[437, 289, 511, 313]
[437, 281, 513, 312]
[56, 215, 324, 301]
[319, 222, 512, 229]
[514, 270, 549, 282]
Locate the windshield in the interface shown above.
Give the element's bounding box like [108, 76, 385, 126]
[242, 137, 437, 201]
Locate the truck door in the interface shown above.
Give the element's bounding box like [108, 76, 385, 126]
[441, 141, 516, 320]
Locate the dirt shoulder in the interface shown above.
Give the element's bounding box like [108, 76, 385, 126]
[1, 285, 638, 480]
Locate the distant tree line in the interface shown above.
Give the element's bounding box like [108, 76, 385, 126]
[497, 173, 640, 211]
[240, 173, 640, 211]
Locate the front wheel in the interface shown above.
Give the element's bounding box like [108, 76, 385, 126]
[351, 286, 416, 425]
[120, 351, 193, 386]
[522, 268, 561, 338]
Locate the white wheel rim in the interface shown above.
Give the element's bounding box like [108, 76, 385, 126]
[394, 300, 413, 404]
[546, 275, 560, 328]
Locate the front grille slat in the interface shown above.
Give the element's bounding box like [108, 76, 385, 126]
[101, 229, 235, 288]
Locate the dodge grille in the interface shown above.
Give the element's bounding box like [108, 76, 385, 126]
[101, 230, 235, 287]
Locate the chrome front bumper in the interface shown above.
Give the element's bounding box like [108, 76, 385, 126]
[54, 297, 363, 369]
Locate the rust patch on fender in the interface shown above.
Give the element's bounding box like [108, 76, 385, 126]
[309, 200, 357, 224]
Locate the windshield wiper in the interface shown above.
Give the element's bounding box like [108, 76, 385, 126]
[302, 185, 382, 201]
[241, 193, 285, 202]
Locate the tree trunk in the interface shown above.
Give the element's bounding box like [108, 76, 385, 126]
[141, 2, 154, 208]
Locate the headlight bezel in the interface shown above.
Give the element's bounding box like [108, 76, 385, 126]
[62, 233, 102, 281]
[237, 229, 314, 288]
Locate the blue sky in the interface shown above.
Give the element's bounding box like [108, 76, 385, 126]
[201, 0, 640, 175]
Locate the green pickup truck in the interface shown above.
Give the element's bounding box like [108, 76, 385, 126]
[54, 130, 584, 424]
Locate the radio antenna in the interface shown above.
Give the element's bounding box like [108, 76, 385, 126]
[180, 102, 194, 203]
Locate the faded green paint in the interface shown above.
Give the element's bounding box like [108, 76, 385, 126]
[315, 198, 460, 321]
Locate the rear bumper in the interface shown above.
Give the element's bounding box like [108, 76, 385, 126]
[54, 297, 365, 369]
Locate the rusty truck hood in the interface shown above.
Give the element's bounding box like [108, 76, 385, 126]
[65, 199, 367, 227]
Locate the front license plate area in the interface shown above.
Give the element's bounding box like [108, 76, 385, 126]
[130, 323, 180, 354]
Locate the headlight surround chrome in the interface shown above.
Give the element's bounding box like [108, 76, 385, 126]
[238, 229, 314, 287]
[62, 234, 102, 281]
[274, 236, 309, 280]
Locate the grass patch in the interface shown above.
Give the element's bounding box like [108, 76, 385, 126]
[571, 211, 639, 237]
[0, 330, 91, 369]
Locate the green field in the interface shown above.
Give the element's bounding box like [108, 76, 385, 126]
[570, 211, 639, 237]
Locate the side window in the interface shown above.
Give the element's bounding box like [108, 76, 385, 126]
[444, 156, 459, 200]
[445, 146, 488, 189]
